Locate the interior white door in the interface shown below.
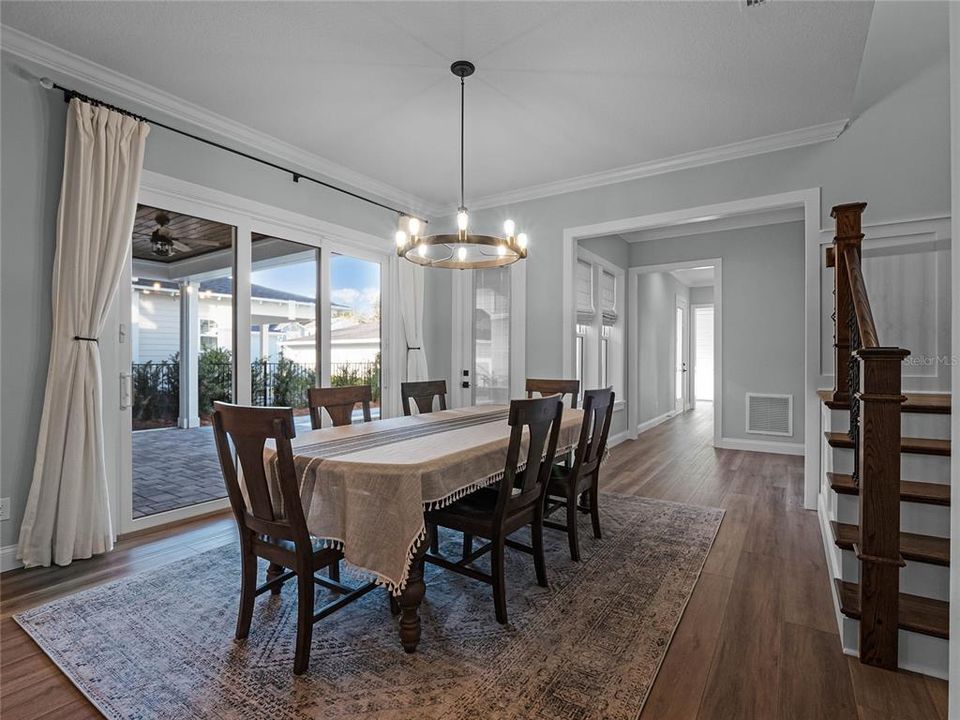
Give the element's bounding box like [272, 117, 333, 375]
[675, 296, 689, 412]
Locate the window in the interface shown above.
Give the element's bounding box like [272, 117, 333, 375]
[575, 249, 624, 400]
[694, 305, 715, 401]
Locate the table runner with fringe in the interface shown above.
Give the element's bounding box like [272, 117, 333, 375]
[267, 405, 585, 595]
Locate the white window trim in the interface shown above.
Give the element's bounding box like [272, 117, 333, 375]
[575, 247, 625, 408]
[109, 170, 400, 537]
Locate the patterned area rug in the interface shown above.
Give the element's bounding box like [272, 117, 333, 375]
[16, 494, 723, 720]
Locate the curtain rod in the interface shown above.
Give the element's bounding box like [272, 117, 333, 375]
[39, 77, 427, 224]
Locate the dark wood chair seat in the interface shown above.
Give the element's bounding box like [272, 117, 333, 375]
[212, 402, 378, 675]
[543, 388, 615, 561]
[424, 394, 564, 625]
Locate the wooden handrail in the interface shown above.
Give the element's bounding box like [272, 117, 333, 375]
[841, 244, 879, 349]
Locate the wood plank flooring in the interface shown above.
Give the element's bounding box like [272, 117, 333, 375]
[0, 405, 947, 719]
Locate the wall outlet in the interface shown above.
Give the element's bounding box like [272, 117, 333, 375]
[0, 497, 10, 521]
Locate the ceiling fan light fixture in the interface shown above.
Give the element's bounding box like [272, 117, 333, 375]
[396, 61, 528, 270]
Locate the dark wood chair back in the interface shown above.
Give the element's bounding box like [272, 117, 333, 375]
[571, 387, 615, 479]
[494, 394, 564, 520]
[212, 402, 310, 549]
[525, 378, 580, 408]
[401, 380, 447, 415]
[308, 385, 372, 428]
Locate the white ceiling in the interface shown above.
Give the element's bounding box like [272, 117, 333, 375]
[1, 1, 874, 211]
[670, 266, 715, 288]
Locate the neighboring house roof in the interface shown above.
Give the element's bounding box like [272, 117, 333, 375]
[133, 278, 349, 310]
[282, 322, 380, 346]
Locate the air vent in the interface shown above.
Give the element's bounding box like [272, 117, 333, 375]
[746, 393, 793, 436]
[742, 0, 769, 8]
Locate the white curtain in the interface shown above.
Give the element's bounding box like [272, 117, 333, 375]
[398, 259, 429, 381]
[18, 100, 149, 567]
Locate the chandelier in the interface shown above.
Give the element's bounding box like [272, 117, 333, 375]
[396, 61, 528, 269]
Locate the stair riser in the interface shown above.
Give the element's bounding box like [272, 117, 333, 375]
[834, 493, 950, 537]
[827, 447, 950, 484]
[828, 408, 951, 441]
[839, 550, 949, 601]
[838, 617, 948, 680]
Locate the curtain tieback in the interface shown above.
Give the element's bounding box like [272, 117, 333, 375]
[73, 336, 99, 343]
[407, 346, 422, 351]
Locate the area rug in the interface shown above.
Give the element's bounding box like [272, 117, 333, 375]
[15, 494, 723, 720]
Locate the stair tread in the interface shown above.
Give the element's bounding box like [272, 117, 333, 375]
[818, 390, 951, 414]
[834, 579, 949, 639]
[824, 432, 951, 456]
[827, 472, 950, 506]
[829, 521, 949, 566]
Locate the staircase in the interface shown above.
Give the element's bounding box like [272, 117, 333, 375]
[820, 203, 950, 678]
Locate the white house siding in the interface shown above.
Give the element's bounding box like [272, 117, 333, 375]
[133, 291, 180, 363]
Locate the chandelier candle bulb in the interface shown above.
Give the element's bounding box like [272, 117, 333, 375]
[503, 219, 515, 237]
[457, 210, 469, 232]
[518, 233, 529, 250]
[395, 230, 408, 247]
[407, 217, 421, 236]
[457, 246, 467, 262]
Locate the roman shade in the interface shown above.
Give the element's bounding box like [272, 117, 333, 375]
[600, 270, 617, 326]
[576, 259, 594, 324]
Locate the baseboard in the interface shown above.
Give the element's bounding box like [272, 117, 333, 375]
[715, 436, 804, 456]
[1, 544, 22, 573]
[636, 410, 678, 436]
[607, 430, 630, 448]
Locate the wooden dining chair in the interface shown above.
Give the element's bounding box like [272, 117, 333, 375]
[400, 380, 447, 416]
[526, 378, 580, 408]
[212, 401, 376, 675]
[424, 394, 564, 625]
[543, 387, 615, 561]
[307, 385, 372, 429]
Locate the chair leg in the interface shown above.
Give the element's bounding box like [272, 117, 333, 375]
[492, 535, 508, 625]
[236, 542, 257, 640]
[532, 518, 548, 588]
[462, 533, 473, 561]
[328, 559, 340, 582]
[293, 570, 315, 675]
[589, 483, 602, 540]
[566, 493, 581, 562]
[429, 524, 440, 554]
[267, 561, 286, 596]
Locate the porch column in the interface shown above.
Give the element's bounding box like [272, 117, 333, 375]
[179, 280, 200, 428]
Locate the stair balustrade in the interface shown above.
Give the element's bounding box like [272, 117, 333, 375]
[827, 202, 909, 670]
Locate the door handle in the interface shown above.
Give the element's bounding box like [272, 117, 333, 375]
[120, 372, 133, 410]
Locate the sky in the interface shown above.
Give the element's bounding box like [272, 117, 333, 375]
[251, 254, 380, 314]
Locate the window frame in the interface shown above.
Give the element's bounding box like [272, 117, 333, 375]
[575, 247, 625, 404]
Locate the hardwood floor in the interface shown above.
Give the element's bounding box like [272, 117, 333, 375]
[0, 404, 947, 719]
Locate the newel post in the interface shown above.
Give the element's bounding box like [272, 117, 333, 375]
[830, 203, 867, 403]
[856, 347, 908, 669]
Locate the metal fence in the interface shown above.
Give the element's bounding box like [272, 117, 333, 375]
[132, 358, 380, 426]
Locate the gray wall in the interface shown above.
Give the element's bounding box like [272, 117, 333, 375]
[636, 272, 689, 425]
[423, 1, 951, 385]
[631, 222, 806, 444]
[689, 286, 714, 305]
[0, 51, 402, 548]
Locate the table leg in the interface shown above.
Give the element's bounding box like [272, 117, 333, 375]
[398, 531, 428, 653]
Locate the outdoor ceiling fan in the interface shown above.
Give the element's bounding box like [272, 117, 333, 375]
[136, 211, 223, 258]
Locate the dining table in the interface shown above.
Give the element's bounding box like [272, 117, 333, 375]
[267, 403, 585, 653]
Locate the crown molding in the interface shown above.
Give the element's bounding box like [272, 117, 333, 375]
[463, 119, 849, 213]
[0, 24, 441, 217]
